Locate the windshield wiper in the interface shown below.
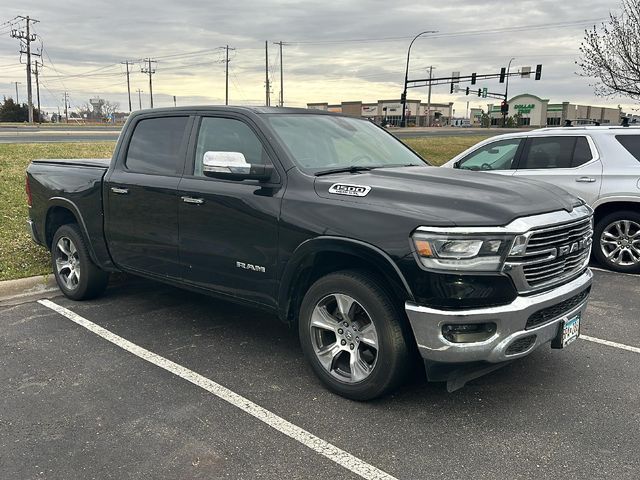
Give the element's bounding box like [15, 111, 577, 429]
[315, 166, 375, 176]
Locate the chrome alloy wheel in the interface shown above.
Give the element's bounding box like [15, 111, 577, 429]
[54, 236, 81, 290]
[309, 293, 379, 383]
[600, 220, 640, 267]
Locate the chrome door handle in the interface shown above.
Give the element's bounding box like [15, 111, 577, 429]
[576, 177, 596, 183]
[181, 196, 204, 205]
[110, 187, 129, 194]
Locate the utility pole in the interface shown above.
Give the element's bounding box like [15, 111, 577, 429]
[425, 66, 434, 127]
[11, 15, 40, 123]
[13, 81, 21, 103]
[63, 91, 69, 123]
[141, 59, 157, 108]
[265, 41, 270, 106]
[274, 41, 285, 106]
[121, 61, 132, 112]
[33, 61, 42, 123]
[136, 89, 143, 110]
[223, 45, 235, 105]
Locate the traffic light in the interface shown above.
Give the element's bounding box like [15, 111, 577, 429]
[471, 73, 477, 85]
[501, 101, 509, 114]
[535, 64, 542, 80]
[477, 89, 482, 97]
[499, 67, 506, 83]
[450, 82, 454, 94]
[465, 87, 470, 95]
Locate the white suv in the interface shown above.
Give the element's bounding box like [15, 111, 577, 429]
[442, 127, 640, 273]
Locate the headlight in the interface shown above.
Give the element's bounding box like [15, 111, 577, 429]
[412, 232, 513, 272]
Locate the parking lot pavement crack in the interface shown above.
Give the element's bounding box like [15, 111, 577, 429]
[36, 299, 399, 480]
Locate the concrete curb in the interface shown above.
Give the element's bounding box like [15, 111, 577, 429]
[0, 274, 58, 304]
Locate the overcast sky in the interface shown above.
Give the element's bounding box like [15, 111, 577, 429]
[0, 0, 631, 115]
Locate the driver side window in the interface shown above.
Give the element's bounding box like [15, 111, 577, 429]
[458, 138, 522, 171]
[194, 117, 270, 176]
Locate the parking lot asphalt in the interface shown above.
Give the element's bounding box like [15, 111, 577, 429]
[1, 269, 639, 480]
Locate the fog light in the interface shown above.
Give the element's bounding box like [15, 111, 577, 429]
[442, 322, 496, 343]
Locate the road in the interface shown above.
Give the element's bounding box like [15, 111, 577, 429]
[1, 268, 638, 479]
[0, 125, 520, 143]
[0, 125, 120, 143]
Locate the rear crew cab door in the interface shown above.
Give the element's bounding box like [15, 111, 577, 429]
[104, 114, 193, 278]
[512, 135, 602, 205]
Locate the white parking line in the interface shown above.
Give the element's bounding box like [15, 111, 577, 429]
[581, 335, 640, 354]
[37, 299, 398, 480]
[589, 266, 639, 278]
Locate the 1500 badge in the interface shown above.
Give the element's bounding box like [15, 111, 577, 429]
[328, 183, 371, 197]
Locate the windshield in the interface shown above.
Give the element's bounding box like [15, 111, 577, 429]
[265, 114, 428, 174]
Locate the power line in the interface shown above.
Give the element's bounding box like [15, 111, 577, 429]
[283, 18, 606, 45]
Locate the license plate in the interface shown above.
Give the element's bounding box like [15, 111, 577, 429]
[560, 314, 581, 348]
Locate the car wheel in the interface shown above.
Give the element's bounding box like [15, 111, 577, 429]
[593, 210, 640, 274]
[298, 270, 411, 401]
[51, 224, 109, 300]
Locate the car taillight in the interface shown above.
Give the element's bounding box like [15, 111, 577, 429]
[25, 175, 32, 207]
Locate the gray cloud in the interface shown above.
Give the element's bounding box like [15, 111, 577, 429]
[0, 0, 630, 113]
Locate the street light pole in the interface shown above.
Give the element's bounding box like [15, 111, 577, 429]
[401, 30, 437, 128]
[503, 57, 515, 128]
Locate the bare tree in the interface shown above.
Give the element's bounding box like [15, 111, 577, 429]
[102, 100, 120, 119]
[578, 0, 640, 102]
[76, 102, 93, 119]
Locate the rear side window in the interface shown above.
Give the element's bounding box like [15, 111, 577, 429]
[616, 135, 640, 162]
[126, 116, 189, 174]
[519, 136, 593, 169]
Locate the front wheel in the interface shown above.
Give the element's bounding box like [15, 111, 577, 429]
[298, 270, 411, 401]
[51, 224, 109, 300]
[593, 211, 640, 274]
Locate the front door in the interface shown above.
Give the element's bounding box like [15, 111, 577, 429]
[177, 115, 283, 307]
[105, 115, 191, 278]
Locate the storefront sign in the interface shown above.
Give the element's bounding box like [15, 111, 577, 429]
[514, 103, 535, 114]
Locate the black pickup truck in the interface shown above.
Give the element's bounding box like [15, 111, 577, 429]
[26, 106, 594, 399]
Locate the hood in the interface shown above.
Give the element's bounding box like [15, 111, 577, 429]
[314, 166, 582, 227]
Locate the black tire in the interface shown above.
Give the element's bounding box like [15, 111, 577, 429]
[51, 224, 109, 300]
[298, 269, 411, 401]
[593, 210, 640, 274]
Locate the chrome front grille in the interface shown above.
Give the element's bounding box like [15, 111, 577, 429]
[506, 213, 593, 293]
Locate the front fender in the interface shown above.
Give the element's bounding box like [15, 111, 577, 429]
[277, 236, 414, 320]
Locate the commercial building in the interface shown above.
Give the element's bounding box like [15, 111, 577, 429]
[307, 99, 454, 126]
[485, 93, 623, 127]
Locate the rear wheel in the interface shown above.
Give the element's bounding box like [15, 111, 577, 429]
[298, 270, 411, 400]
[51, 224, 109, 300]
[593, 210, 640, 273]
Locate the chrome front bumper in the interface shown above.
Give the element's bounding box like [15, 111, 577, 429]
[405, 269, 593, 364]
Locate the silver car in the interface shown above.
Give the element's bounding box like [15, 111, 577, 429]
[442, 126, 640, 273]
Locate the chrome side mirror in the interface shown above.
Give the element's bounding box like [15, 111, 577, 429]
[202, 151, 273, 181]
